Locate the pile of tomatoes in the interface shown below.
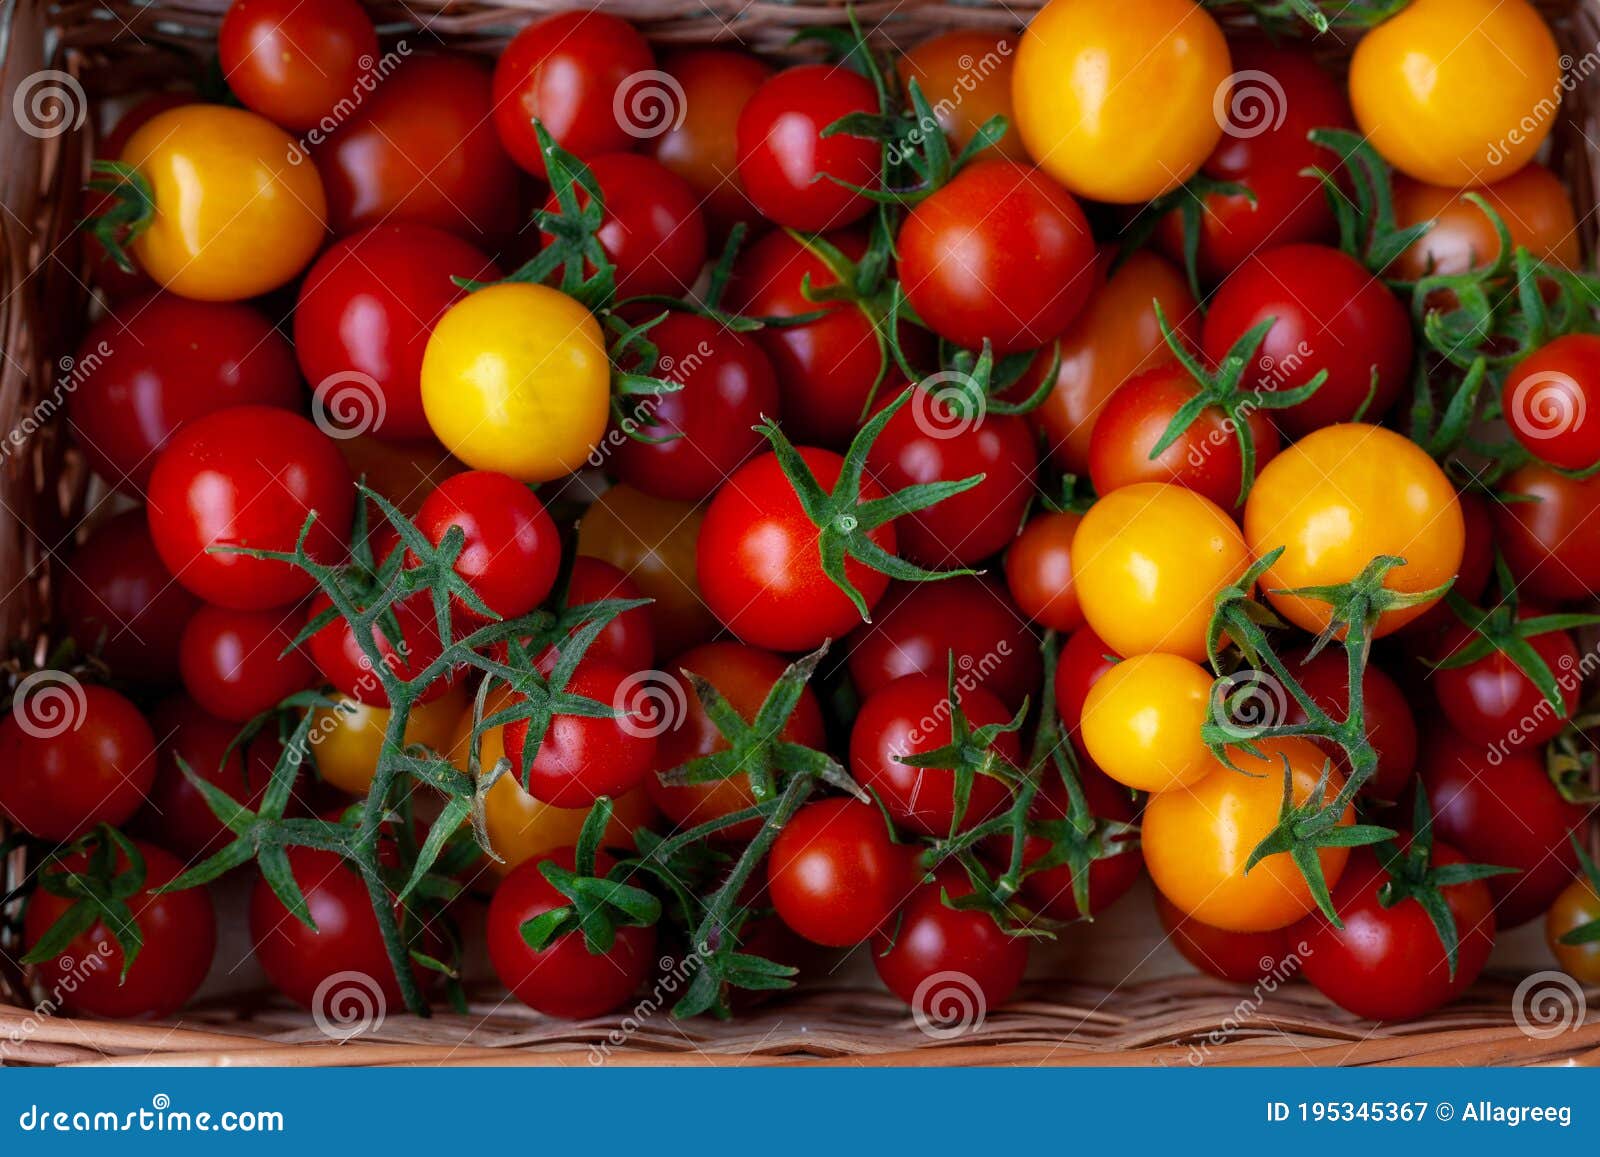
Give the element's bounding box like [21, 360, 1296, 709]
[4, 0, 1600, 1033]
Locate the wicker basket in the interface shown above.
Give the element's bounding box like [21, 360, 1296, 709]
[2, 0, 1598, 1067]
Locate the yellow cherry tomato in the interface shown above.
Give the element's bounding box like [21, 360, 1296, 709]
[1243, 424, 1463, 640]
[1546, 875, 1600, 984]
[1081, 653, 1214, 793]
[1070, 482, 1249, 662]
[1012, 0, 1231, 203]
[1349, 0, 1561, 187]
[1143, 738, 1354, 933]
[114, 104, 327, 301]
[421, 283, 610, 483]
[309, 686, 467, 797]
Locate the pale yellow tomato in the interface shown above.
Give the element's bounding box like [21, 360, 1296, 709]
[310, 685, 467, 797]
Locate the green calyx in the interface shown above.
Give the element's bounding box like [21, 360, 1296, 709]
[22, 825, 149, 982]
[519, 798, 663, 955]
[83, 160, 155, 275]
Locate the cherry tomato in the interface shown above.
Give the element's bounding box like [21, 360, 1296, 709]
[313, 686, 465, 797]
[219, 0, 379, 132]
[872, 866, 1030, 1015]
[180, 603, 316, 722]
[1281, 648, 1419, 804]
[1003, 511, 1083, 632]
[850, 673, 1019, 837]
[1433, 610, 1580, 750]
[768, 797, 913, 947]
[541, 557, 656, 673]
[1144, 738, 1355, 933]
[897, 158, 1095, 354]
[1202, 244, 1413, 436]
[487, 848, 655, 1018]
[1500, 335, 1600, 470]
[421, 283, 609, 483]
[1547, 875, 1600, 984]
[315, 53, 521, 241]
[1054, 624, 1120, 748]
[413, 470, 560, 623]
[1350, 0, 1561, 186]
[898, 31, 1027, 162]
[1404, 489, 1496, 639]
[491, 11, 655, 175]
[1081, 652, 1214, 793]
[295, 224, 499, 443]
[736, 64, 880, 231]
[58, 509, 199, 683]
[504, 662, 656, 808]
[1155, 891, 1294, 985]
[1494, 465, 1600, 603]
[1012, 0, 1230, 203]
[1391, 164, 1579, 280]
[25, 838, 215, 1018]
[146, 406, 355, 611]
[82, 92, 193, 301]
[306, 590, 450, 708]
[845, 575, 1043, 712]
[67, 294, 301, 491]
[0, 683, 156, 842]
[1244, 424, 1464, 639]
[610, 312, 782, 503]
[1071, 481, 1249, 663]
[1295, 841, 1495, 1020]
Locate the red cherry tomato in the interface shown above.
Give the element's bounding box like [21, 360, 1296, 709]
[306, 590, 450, 707]
[1004, 511, 1084, 632]
[1432, 609, 1580, 750]
[67, 293, 300, 492]
[1055, 625, 1121, 749]
[146, 406, 355, 611]
[504, 662, 657, 808]
[1494, 465, 1600, 603]
[180, 603, 317, 722]
[539, 557, 656, 672]
[1155, 891, 1294, 985]
[768, 797, 913, 946]
[219, 0, 379, 132]
[1281, 648, 1419, 803]
[1500, 334, 1600, 470]
[413, 470, 560, 623]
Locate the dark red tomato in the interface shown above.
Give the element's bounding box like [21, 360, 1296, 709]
[611, 312, 782, 502]
[491, 11, 655, 175]
[698, 448, 894, 652]
[1154, 891, 1293, 984]
[67, 294, 300, 492]
[872, 866, 1029, 1016]
[0, 683, 155, 841]
[736, 64, 880, 231]
[1432, 610, 1580, 749]
[647, 49, 772, 239]
[487, 848, 655, 1018]
[845, 575, 1043, 711]
[24, 838, 215, 1019]
[767, 797, 914, 946]
[1004, 511, 1084, 632]
[413, 470, 560, 622]
[58, 509, 199, 683]
[315, 53, 521, 242]
[541, 153, 706, 297]
[135, 695, 285, 859]
[1419, 726, 1585, 928]
[83, 93, 193, 301]
[1405, 489, 1495, 638]
[504, 662, 657, 807]
[898, 159, 1095, 354]
[1088, 363, 1281, 508]
[850, 673, 1019, 837]
[1055, 624, 1120, 750]
[1494, 465, 1600, 603]
[1282, 648, 1418, 803]
[180, 603, 316, 722]
[146, 406, 355, 611]
[295, 224, 498, 443]
[646, 643, 828, 840]
[306, 590, 450, 707]
[1501, 334, 1600, 470]
[1155, 42, 1352, 282]
[1201, 244, 1413, 437]
[539, 557, 655, 672]
[219, 0, 379, 132]
[864, 387, 1038, 565]
[1294, 841, 1495, 1020]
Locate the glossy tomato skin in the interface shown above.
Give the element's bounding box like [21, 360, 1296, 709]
[610, 313, 782, 503]
[58, 509, 199, 683]
[1404, 489, 1496, 640]
[845, 576, 1043, 712]
[491, 11, 655, 175]
[1547, 877, 1600, 983]
[0, 684, 156, 842]
[1004, 511, 1083, 632]
[1154, 891, 1294, 984]
[487, 849, 655, 1018]
[504, 662, 657, 808]
[146, 406, 355, 610]
[179, 603, 317, 722]
[24, 839, 215, 1019]
[1432, 611, 1580, 749]
[1391, 164, 1578, 280]
[315, 53, 521, 242]
[1295, 842, 1495, 1021]
[1054, 624, 1120, 749]
[850, 674, 1019, 837]
[219, 0, 379, 132]
[897, 159, 1095, 354]
[1282, 649, 1419, 803]
[83, 93, 193, 302]
[1494, 465, 1600, 603]
[294, 224, 498, 443]
[898, 31, 1026, 162]
[1202, 244, 1412, 436]
[1419, 727, 1584, 928]
[315, 687, 465, 798]
[306, 591, 450, 708]
[699, 448, 894, 652]
[872, 867, 1029, 1015]
[540, 558, 656, 673]
[736, 64, 880, 231]
[1081, 652, 1214, 794]
[1089, 363, 1280, 508]
[413, 470, 560, 623]
[68, 294, 301, 492]
[768, 798, 914, 946]
[1500, 335, 1600, 470]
